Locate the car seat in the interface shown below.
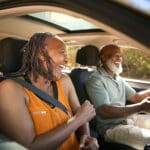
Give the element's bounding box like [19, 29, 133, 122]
[70, 45, 136, 150]
[70, 45, 99, 138]
[0, 37, 27, 79]
[70, 45, 99, 105]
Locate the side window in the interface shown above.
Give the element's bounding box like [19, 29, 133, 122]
[64, 45, 83, 72]
[65, 45, 150, 83]
[122, 48, 150, 82]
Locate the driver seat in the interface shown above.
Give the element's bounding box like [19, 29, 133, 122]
[70, 45, 136, 150]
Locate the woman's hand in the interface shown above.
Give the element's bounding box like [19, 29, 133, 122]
[75, 101, 96, 126]
[80, 134, 99, 150]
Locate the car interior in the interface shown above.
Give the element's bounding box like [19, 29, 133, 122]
[0, 1, 150, 150]
[0, 37, 137, 150]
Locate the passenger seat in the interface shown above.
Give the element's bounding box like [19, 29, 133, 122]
[69, 45, 136, 150]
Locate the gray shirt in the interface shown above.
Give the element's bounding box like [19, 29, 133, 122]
[86, 67, 136, 135]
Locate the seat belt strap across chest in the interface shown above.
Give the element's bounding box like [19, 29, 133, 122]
[11, 78, 71, 117]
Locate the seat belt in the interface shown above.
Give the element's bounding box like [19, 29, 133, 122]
[11, 78, 71, 117]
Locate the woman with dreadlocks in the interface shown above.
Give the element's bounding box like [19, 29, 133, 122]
[0, 33, 99, 150]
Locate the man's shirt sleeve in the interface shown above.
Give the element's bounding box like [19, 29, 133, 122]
[124, 80, 136, 100]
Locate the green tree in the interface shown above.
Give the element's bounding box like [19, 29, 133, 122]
[122, 48, 150, 81]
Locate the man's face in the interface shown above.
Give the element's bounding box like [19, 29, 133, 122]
[106, 51, 123, 75]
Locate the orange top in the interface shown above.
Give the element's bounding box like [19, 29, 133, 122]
[24, 80, 79, 150]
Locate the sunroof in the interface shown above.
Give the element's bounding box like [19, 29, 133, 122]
[29, 12, 100, 31]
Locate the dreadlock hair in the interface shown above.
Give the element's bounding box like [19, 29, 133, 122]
[18, 32, 57, 82]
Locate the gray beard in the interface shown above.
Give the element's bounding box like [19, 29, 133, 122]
[106, 60, 123, 75]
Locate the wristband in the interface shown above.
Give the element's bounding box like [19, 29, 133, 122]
[67, 116, 76, 124]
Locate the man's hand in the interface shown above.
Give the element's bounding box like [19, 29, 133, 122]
[139, 97, 150, 113]
[80, 134, 99, 150]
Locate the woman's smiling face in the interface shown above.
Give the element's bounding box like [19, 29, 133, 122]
[43, 36, 67, 80]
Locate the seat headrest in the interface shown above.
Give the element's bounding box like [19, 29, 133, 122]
[76, 45, 99, 66]
[0, 37, 27, 74]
